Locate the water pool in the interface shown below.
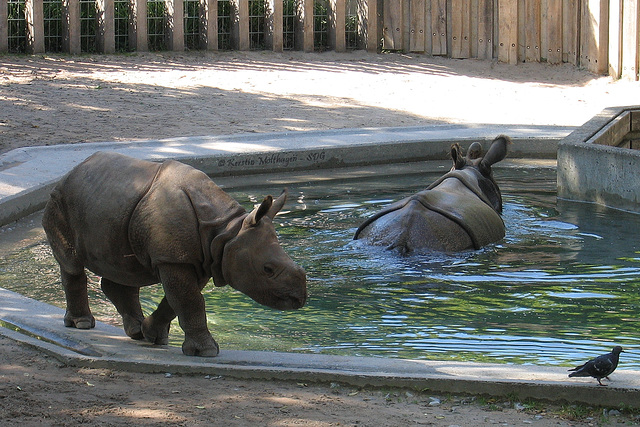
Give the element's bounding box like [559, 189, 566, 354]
[1, 161, 639, 368]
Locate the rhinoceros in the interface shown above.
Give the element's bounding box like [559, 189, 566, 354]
[42, 151, 307, 357]
[354, 135, 511, 254]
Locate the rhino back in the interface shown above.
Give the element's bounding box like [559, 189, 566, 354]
[129, 160, 245, 281]
[51, 152, 162, 283]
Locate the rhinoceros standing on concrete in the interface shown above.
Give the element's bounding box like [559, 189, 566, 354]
[354, 135, 511, 254]
[42, 152, 307, 357]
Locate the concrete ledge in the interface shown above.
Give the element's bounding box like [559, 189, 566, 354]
[2, 287, 639, 408]
[558, 105, 640, 212]
[0, 124, 570, 226]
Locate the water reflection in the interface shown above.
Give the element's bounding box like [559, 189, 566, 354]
[1, 164, 639, 368]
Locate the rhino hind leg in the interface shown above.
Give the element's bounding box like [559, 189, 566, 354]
[141, 297, 175, 345]
[61, 270, 96, 329]
[100, 278, 145, 340]
[43, 198, 95, 330]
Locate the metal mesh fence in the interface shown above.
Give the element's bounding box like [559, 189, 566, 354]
[7, 0, 27, 53]
[147, 0, 166, 51]
[114, 0, 131, 52]
[248, 0, 265, 50]
[43, 0, 63, 52]
[283, 0, 297, 50]
[345, 0, 358, 50]
[80, 0, 97, 52]
[218, 0, 232, 50]
[313, 0, 328, 50]
[184, 0, 200, 50]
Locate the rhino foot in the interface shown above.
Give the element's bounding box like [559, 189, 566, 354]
[182, 336, 220, 357]
[141, 316, 170, 345]
[122, 314, 145, 340]
[64, 312, 95, 329]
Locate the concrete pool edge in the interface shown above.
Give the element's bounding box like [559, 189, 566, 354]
[5, 123, 640, 407]
[0, 123, 569, 227]
[2, 286, 639, 408]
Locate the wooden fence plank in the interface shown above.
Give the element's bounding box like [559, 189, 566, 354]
[621, 0, 639, 80]
[451, 0, 471, 58]
[431, 0, 447, 55]
[383, 0, 404, 50]
[476, 0, 493, 59]
[525, 0, 540, 62]
[364, 0, 380, 52]
[580, 0, 609, 73]
[410, 0, 426, 52]
[498, 0, 518, 64]
[546, 0, 562, 63]
[562, 0, 578, 64]
[608, 0, 622, 77]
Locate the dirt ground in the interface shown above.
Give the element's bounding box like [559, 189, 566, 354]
[2, 51, 640, 425]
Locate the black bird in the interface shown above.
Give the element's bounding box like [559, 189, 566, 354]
[568, 346, 624, 386]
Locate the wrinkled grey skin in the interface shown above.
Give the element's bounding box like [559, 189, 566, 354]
[42, 152, 307, 357]
[354, 135, 511, 254]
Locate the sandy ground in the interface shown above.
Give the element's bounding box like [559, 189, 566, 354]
[2, 51, 640, 425]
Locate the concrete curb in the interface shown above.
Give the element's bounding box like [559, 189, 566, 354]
[2, 287, 639, 408]
[5, 124, 639, 408]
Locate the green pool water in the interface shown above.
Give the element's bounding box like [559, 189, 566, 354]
[1, 161, 639, 368]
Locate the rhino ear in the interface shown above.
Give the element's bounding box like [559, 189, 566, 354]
[466, 142, 483, 160]
[245, 195, 273, 227]
[266, 189, 288, 219]
[481, 135, 511, 167]
[451, 143, 466, 170]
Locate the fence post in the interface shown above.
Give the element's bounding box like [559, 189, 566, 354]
[133, 0, 148, 51]
[64, 0, 81, 54]
[621, 0, 639, 80]
[498, 0, 518, 64]
[431, 0, 446, 55]
[25, 0, 44, 53]
[97, 0, 116, 53]
[330, 0, 345, 51]
[234, 0, 248, 49]
[382, 0, 403, 50]
[562, 0, 579, 65]
[167, 0, 185, 50]
[0, 0, 7, 53]
[267, 0, 283, 51]
[580, 0, 609, 74]
[203, 0, 218, 50]
[362, 0, 379, 52]
[302, 0, 313, 52]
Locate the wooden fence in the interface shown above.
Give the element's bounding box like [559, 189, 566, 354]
[0, 0, 638, 80]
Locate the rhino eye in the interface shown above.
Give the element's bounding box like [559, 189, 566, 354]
[264, 265, 275, 277]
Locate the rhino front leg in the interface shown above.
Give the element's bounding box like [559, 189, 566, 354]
[100, 278, 145, 340]
[61, 270, 96, 330]
[157, 264, 219, 357]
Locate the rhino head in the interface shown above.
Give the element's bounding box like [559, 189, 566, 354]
[450, 135, 511, 213]
[218, 190, 307, 311]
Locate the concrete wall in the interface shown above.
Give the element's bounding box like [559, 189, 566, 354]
[557, 106, 640, 212]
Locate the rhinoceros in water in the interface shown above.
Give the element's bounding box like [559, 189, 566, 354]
[354, 135, 511, 254]
[42, 152, 307, 357]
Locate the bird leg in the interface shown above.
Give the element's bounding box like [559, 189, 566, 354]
[597, 378, 607, 386]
